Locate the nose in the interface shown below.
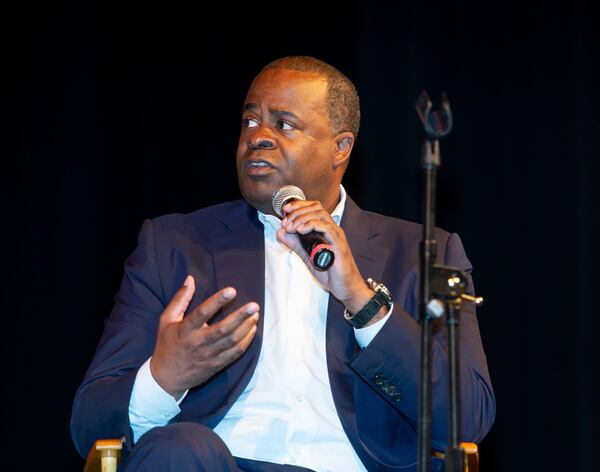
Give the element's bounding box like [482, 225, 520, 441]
[257, 140, 274, 149]
[248, 129, 277, 150]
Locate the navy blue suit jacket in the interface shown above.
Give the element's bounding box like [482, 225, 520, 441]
[71, 197, 495, 470]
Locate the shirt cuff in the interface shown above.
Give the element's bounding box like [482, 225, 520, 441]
[353, 304, 394, 348]
[128, 357, 188, 443]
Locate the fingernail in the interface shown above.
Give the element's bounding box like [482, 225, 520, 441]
[223, 287, 235, 299]
[183, 275, 192, 287]
[252, 312, 259, 321]
[246, 303, 258, 314]
[282, 217, 287, 225]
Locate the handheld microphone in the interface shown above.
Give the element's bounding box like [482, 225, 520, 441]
[272, 185, 335, 271]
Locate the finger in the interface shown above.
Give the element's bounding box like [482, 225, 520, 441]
[200, 302, 259, 344]
[283, 212, 332, 234]
[213, 322, 258, 367]
[281, 201, 323, 223]
[282, 199, 321, 213]
[281, 199, 318, 216]
[160, 275, 196, 327]
[182, 286, 237, 333]
[284, 216, 340, 248]
[205, 311, 259, 354]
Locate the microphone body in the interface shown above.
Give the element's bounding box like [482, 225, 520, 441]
[272, 185, 335, 271]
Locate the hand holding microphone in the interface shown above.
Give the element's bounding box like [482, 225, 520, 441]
[272, 185, 335, 271]
[272, 185, 380, 317]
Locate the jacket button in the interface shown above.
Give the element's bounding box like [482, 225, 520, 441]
[386, 385, 398, 396]
[393, 392, 403, 402]
[373, 375, 384, 385]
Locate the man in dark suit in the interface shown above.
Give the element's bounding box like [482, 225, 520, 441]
[71, 56, 495, 471]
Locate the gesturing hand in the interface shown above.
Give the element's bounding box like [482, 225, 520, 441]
[150, 275, 259, 399]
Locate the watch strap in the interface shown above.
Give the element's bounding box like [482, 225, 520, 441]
[344, 279, 392, 328]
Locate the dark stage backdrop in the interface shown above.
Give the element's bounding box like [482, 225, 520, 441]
[4, 2, 599, 470]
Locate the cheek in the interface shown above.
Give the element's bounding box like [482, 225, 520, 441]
[236, 135, 246, 154]
[287, 150, 332, 187]
[236, 143, 247, 167]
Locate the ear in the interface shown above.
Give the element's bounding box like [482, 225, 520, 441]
[333, 132, 355, 170]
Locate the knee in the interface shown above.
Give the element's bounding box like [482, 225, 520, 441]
[127, 422, 236, 470]
[138, 422, 224, 453]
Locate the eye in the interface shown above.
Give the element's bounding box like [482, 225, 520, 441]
[277, 120, 294, 131]
[243, 118, 259, 128]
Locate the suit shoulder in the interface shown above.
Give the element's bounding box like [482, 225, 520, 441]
[148, 200, 246, 237]
[361, 209, 452, 244]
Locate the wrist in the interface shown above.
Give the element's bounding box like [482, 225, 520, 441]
[344, 278, 393, 329]
[342, 284, 375, 315]
[150, 357, 186, 400]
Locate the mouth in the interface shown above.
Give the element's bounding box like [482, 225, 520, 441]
[245, 159, 276, 176]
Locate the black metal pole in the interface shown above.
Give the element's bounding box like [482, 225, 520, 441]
[444, 302, 465, 472]
[447, 302, 461, 448]
[417, 139, 440, 472]
[415, 91, 452, 472]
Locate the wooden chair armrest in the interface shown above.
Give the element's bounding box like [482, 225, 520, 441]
[432, 442, 479, 471]
[84, 439, 122, 472]
[460, 442, 479, 472]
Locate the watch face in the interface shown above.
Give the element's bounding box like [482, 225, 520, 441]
[379, 285, 391, 297]
[366, 278, 392, 301]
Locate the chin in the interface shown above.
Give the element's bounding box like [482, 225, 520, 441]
[244, 196, 275, 216]
[239, 181, 277, 215]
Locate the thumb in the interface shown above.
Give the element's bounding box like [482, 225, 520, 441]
[276, 228, 313, 266]
[159, 275, 195, 327]
[276, 227, 301, 253]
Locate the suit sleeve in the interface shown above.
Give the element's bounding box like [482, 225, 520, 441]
[348, 233, 495, 450]
[70, 219, 168, 458]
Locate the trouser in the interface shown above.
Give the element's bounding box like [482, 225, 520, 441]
[122, 422, 315, 471]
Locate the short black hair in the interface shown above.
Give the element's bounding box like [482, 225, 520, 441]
[262, 56, 360, 137]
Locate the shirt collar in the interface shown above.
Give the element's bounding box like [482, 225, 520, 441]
[257, 184, 347, 231]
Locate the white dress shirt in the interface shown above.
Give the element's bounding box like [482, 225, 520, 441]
[128, 186, 392, 471]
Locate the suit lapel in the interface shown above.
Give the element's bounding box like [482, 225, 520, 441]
[326, 196, 389, 361]
[209, 201, 265, 408]
[326, 196, 389, 427]
[342, 197, 389, 293]
[211, 201, 265, 324]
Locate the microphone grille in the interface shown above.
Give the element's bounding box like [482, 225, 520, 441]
[272, 185, 305, 218]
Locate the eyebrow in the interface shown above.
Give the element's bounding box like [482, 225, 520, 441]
[243, 103, 300, 121]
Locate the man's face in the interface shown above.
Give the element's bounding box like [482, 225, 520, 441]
[236, 69, 341, 215]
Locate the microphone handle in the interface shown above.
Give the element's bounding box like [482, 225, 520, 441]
[299, 231, 335, 271]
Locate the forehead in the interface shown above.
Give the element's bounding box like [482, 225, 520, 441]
[244, 69, 328, 115]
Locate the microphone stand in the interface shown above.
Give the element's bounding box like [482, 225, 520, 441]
[416, 136, 440, 472]
[415, 92, 484, 472]
[415, 92, 450, 472]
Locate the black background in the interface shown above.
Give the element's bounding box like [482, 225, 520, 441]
[3, 1, 599, 470]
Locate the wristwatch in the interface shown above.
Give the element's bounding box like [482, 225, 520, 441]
[344, 278, 393, 328]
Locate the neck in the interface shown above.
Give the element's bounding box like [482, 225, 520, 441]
[321, 184, 343, 214]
